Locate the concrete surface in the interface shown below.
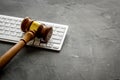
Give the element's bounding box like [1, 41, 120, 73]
[0, 0, 120, 80]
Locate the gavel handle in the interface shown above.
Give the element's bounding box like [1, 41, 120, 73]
[0, 31, 35, 69]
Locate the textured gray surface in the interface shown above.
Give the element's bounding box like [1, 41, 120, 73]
[0, 0, 120, 80]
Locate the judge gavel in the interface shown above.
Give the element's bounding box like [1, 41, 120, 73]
[0, 17, 53, 69]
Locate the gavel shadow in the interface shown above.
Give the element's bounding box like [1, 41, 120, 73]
[0, 42, 59, 75]
[0, 46, 59, 79]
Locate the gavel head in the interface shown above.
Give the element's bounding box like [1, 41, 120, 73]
[21, 17, 53, 43]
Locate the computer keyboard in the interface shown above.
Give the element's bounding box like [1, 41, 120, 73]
[0, 14, 68, 51]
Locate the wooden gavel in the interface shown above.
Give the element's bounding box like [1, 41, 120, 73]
[0, 17, 53, 69]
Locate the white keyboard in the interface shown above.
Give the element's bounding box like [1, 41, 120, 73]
[0, 14, 68, 51]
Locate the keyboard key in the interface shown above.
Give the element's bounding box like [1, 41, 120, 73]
[4, 30, 9, 34]
[4, 27, 9, 30]
[0, 26, 4, 30]
[56, 28, 65, 33]
[46, 43, 53, 48]
[52, 35, 62, 40]
[16, 32, 23, 37]
[0, 30, 4, 34]
[10, 27, 15, 31]
[53, 44, 59, 49]
[50, 39, 61, 44]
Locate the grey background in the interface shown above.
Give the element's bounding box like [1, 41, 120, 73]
[0, 0, 120, 80]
